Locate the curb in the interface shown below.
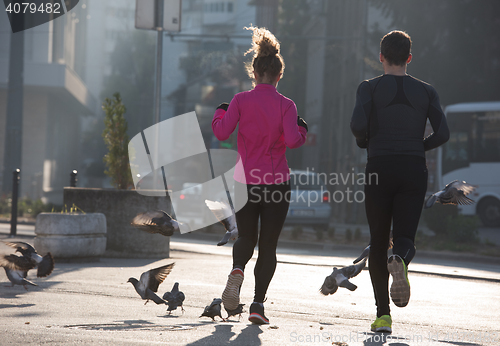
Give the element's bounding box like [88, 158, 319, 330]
[171, 232, 500, 265]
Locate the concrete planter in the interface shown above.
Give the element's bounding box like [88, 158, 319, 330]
[63, 188, 171, 258]
[35, 213, 107, 260]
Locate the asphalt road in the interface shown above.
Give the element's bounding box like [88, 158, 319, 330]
[1, 235, 499, 346]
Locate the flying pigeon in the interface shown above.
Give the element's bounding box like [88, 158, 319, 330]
[0, 254, 38, 290]
[128, 263, 175, 305]
[131, 211, 191, 236]
[163, 282, 185, 315]
[353, 230, 394, 264]
[200, 298, 226, 321]
[424, 180, 477, 209]
[205, 200, 238, 246]
[320, 258, 367, 295]
[2, 241, 54, 277]
[353, 244, 371, 264]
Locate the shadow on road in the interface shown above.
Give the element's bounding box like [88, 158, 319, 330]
[0, 303, 36, 309]
[186, 324, 263, 346]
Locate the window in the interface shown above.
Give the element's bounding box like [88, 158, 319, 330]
[227, 2, 233, 12]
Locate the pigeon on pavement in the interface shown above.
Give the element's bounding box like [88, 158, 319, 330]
[2, 241, 54, 277]
[320, 258, 367, 295]
[131, 211, 190, 236]
[163, 282, 185, 315]
[128, 263, 175, 305]
[424, 180, 477, 209]
[0, 254, 38, 290]
[225, 303, 245, 320]
[205, 200, 238, 246]
[200, 298, 226, 321]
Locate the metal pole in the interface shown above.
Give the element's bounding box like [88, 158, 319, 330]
[2, 21, 24, 194]
[70, 170, 78, 187]
[152, 0, 164, 188]
[10, 169, 20, 237]
[154, 0, 164, 125]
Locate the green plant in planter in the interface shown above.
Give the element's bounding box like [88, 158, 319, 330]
[102, 93, 134, 189]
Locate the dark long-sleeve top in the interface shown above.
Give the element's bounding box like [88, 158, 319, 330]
[350, 74, 450, 158]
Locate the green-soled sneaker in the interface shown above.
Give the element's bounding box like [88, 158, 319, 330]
[371, 315, 392, 333]
[388, 254, 410, 307]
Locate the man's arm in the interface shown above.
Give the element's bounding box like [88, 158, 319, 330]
[350, 81, 372, 148]
[423, 87, 450, 151]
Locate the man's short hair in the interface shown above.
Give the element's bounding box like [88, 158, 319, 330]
[380, 30, 412, 66]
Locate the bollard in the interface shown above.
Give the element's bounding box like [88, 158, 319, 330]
[70, 170, 78, 187]
[10, 168, 20, 237]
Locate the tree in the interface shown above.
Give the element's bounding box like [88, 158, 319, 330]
[101, 30, 156, 138]
[371, 0, 500, 106]
[102, 93, 134, 190]
[277, 0, 312, 169]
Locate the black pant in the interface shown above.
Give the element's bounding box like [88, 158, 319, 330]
[364, 155, 428, 317]
[232, 182, 291, 303]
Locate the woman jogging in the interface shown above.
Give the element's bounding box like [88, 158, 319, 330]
[350, 30, 450, 333]
[212, 26, 307, 324]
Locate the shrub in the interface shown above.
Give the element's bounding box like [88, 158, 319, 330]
[102, 93, 134, 189]
[421, 204, 458, 236]
[445, 214, 479, 243]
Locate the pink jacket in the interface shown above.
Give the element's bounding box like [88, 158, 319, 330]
[212, 83, 307, 185]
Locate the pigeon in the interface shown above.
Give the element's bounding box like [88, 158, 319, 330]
[320, 258, 367, 295]
[424, 180, 477, 209]
[0, 254, 38, 290]
[205, 200, 238, 246]
[353, 230, 394, 264]
[131, 210, 190, 236]
[225, 303, 245, 320]
[200, 298, 226, 321]
[163, 282, 185, 315]
[353, 244, 371, 264]
[128, 263, 175, 305]
[2, 241, 54, 278]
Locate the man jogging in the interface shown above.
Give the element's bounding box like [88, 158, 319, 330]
[350, 30, 450, 333]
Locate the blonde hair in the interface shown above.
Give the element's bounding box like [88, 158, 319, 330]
[244, 25, 284, 82]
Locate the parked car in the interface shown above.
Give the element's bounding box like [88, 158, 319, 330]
[285, 170, 332, 230]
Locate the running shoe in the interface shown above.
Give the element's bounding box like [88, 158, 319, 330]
[387, 254, 410, 307]
[221, 267, 244, 311]
[248, 302, 269, 325]
[370, 315, 392, 333]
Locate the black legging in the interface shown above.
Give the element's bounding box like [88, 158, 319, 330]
[232, 182, 291, 303]
[364, 155, 428, 317]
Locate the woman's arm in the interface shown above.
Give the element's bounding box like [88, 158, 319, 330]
[212, 99, 240, 141]
[283, 101, 307, 149]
